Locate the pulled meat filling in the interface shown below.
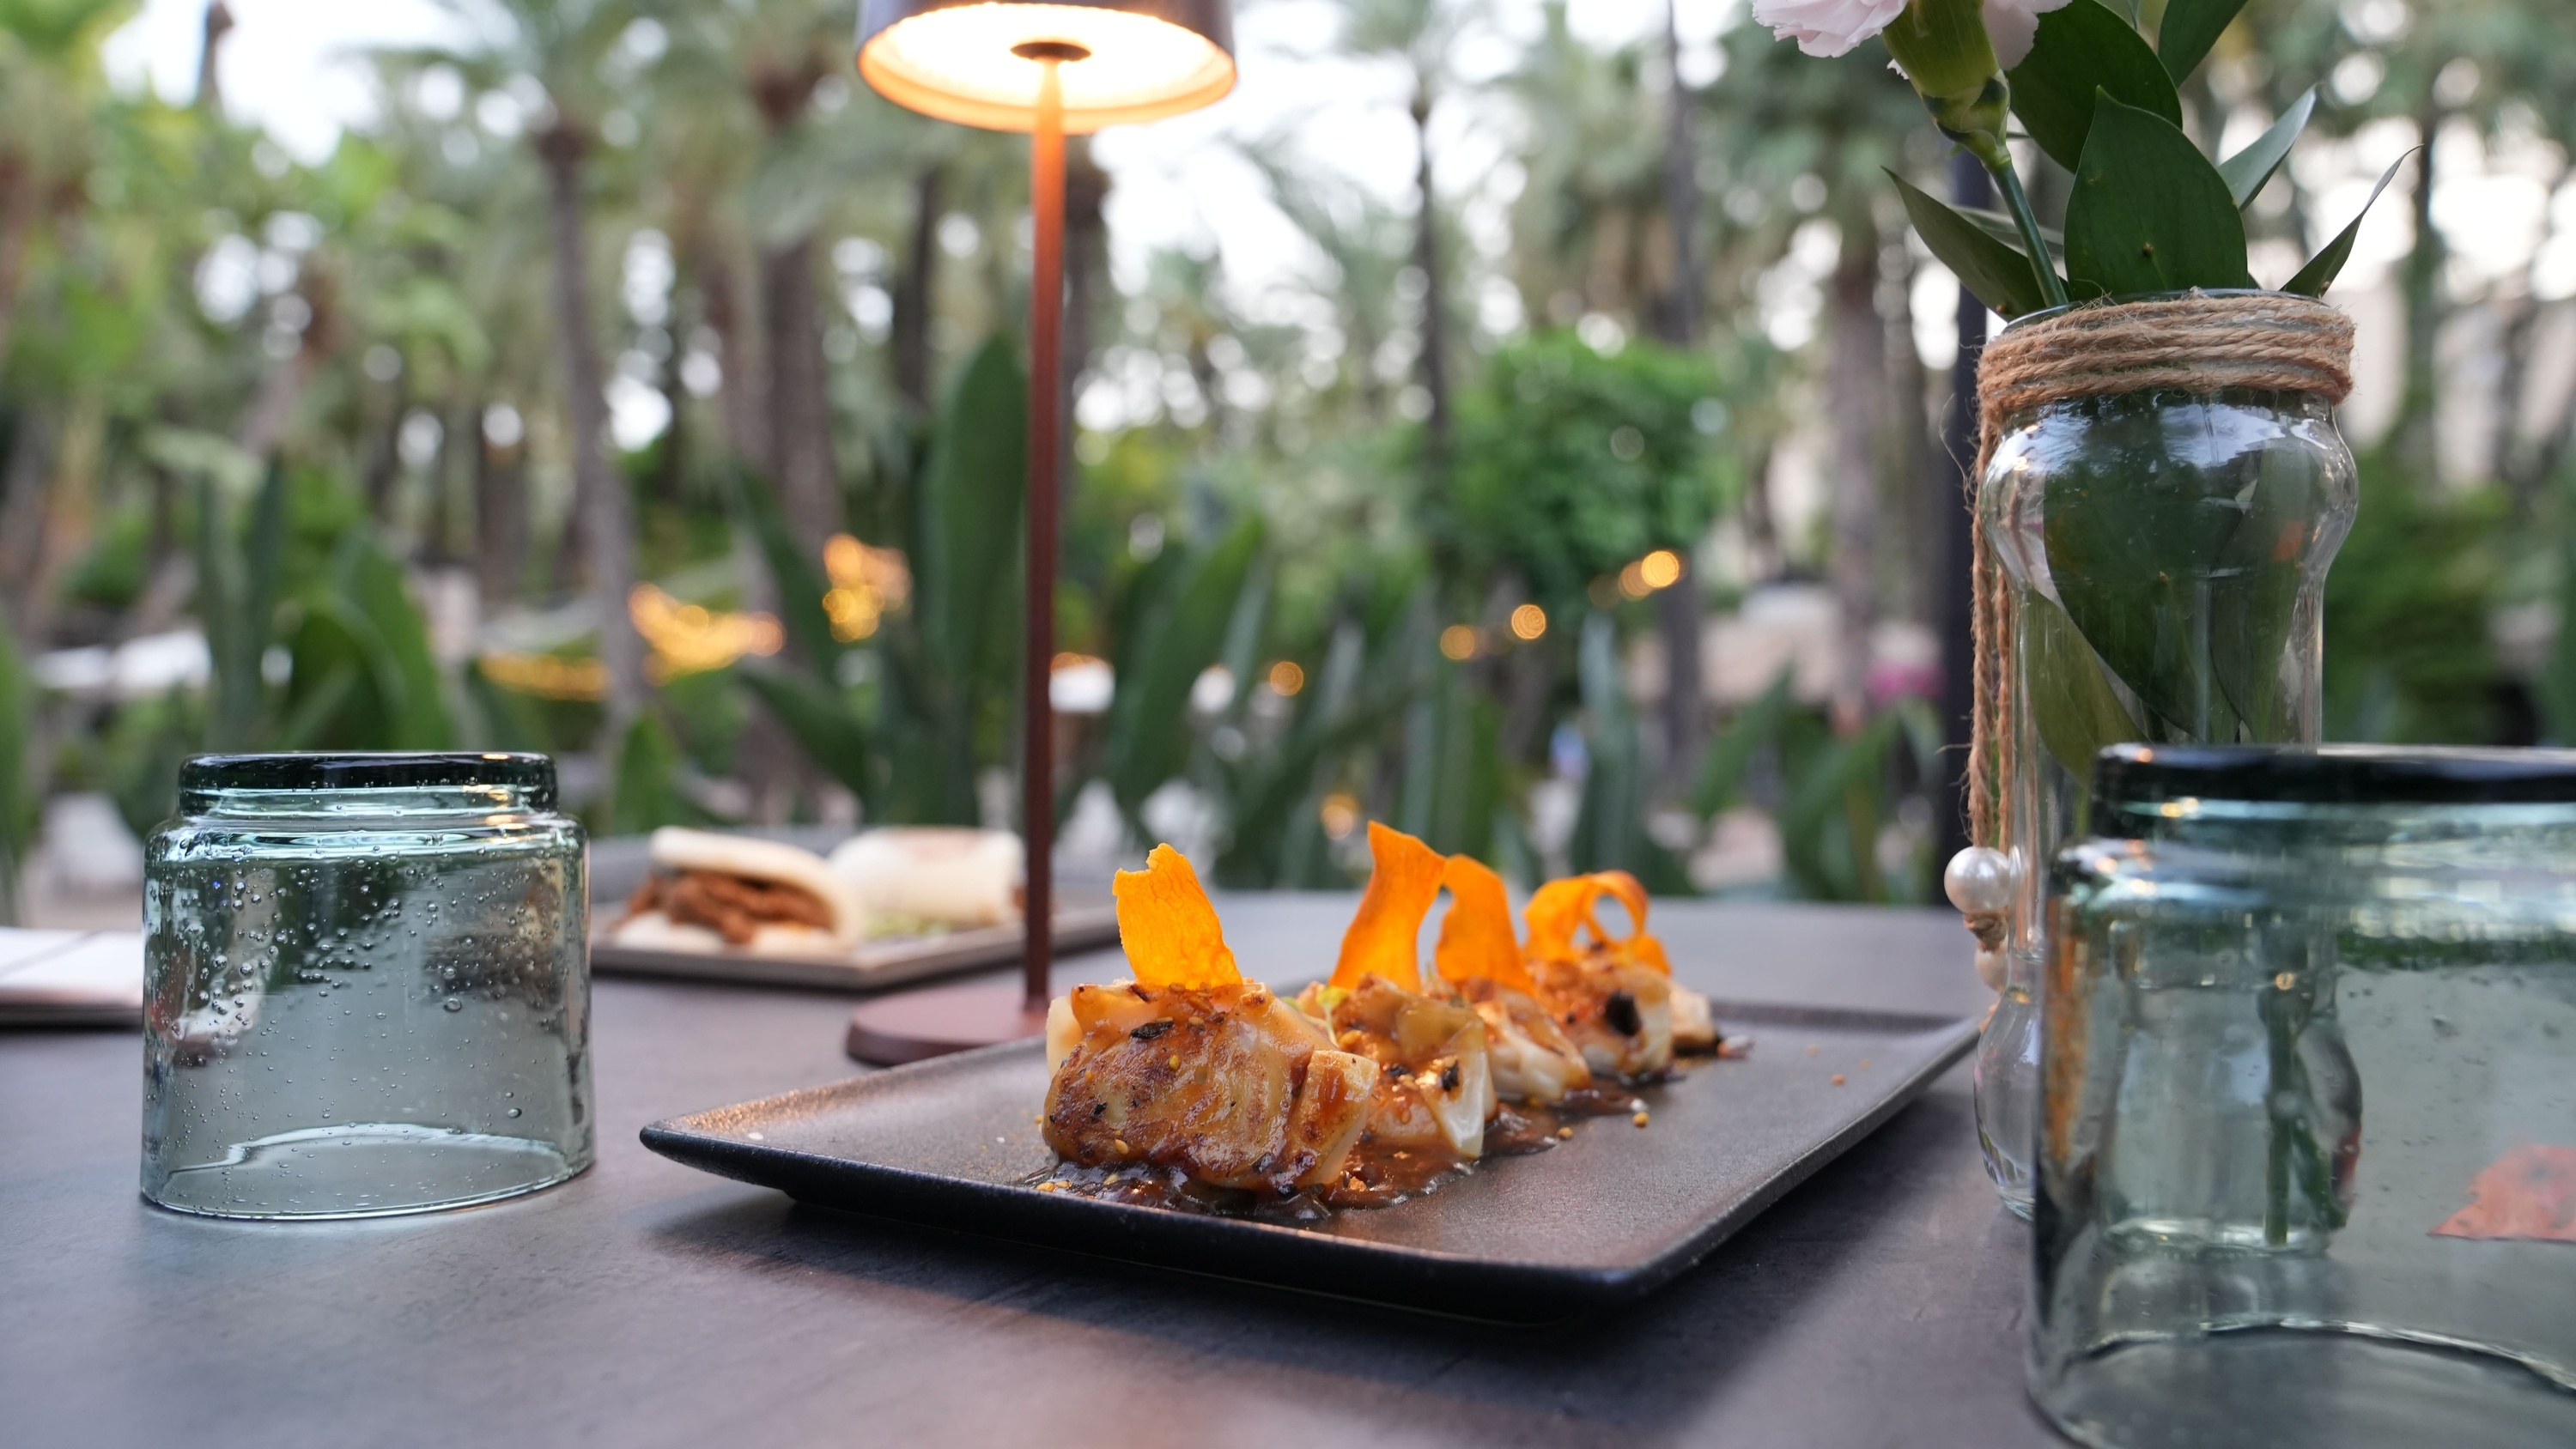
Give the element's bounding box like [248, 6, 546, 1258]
[629, 870, 832, 944]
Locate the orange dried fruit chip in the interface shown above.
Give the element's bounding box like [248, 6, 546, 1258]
[1524, 870, 1668, 974]
[1435, 853, 1532, 992]
[1330, 822, 1446, 991]
[1113, 844, 1240, 989]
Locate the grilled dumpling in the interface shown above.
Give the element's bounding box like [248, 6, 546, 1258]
[1038, 845, 1372, 1196]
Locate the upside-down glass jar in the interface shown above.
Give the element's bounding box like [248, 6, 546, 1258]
[1968, 298, 2360, 1213]
[142, 753, 592, 1218]
[2034, 745, 2576, 1448]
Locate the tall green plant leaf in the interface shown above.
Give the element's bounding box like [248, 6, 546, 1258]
[2206, 443, 2343, 741]
[197, 465, 289, 751]
[605, 712, 700, 836]
[1889, 171, 2051, 318]
[915, 336, 1028, 703]
[2156, 0, 2248, 83]
[1104, 518, 1266, 814]
[1692, 665, 1795, 818]
[738, 669, 877, 806]
[2217, 87, 2316, 207]
[2064, 93, 2252, 294]
[1567, 613, 1691, 894]
[2038, 395, 2242, 736]
[2283, 152, 2411, 297]
[1778, 712, 1899, 903]
[2024, 591, 2143, 780]
[327, 531, 454, 749]
[731, 463, 848, 678]
[2006, 0, 2183, 172]
[0, 620, 29, 925]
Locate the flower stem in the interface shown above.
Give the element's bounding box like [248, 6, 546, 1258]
[1986, 154, 2070, 311]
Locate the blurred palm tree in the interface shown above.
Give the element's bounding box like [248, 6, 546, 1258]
[419, 0, 648, 723]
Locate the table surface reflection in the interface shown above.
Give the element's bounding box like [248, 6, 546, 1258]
[0, 895, 2063, 1449]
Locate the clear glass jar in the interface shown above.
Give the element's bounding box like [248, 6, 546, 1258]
[2034, 744, 2576, 1447]
[143, 753, 592, 1218]
[1971, 334, 2360, 1213]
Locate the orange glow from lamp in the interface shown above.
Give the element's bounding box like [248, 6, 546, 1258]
[848, 0, 1236, 1065]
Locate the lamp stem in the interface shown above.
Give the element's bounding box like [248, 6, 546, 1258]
[1022, 58, 1066, 1013]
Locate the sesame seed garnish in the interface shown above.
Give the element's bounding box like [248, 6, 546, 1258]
[1555, 1126, 1574, 1140]
[1631, 1111, 1650, 1127]
[1830, 1075, 1847, 1086]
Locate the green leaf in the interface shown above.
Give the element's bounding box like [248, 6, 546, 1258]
[2006, 0, 2184, 172]
[2064, 93, 2252, 295]
[606, 713, 701, 837]
[0, 621, 28, 924]
[916, 336, 1028, 706]
[730, 463, 848, 678]
[1889, 170, 2051, 318]
[1105, 518, 1266, 813]
[2024, 591, 2142, 781]
[2207, 440, 2342, 740]
[2217, 87, 2316, 208]
[1957, 206, 2065, 253]
[327, 531, 454, 749]
[1692, 665, 1794, 818]
[2284, 151, 2411, 297]
[2156, 0, 2248, 83]
[739, 668, 876, 803]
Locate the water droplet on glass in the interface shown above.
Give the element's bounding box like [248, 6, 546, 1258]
[443, 998, 463, 1013]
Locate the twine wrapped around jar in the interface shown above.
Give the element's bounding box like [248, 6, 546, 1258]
[1956, 290, 2356, 967]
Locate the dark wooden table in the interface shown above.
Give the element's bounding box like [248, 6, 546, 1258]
[0, 897, 2065, 1448]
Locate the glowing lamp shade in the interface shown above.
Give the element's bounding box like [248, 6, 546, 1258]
[857, 1, 1235, 134]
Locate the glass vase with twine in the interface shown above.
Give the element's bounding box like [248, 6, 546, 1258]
[1944, 289, 2360, 1216]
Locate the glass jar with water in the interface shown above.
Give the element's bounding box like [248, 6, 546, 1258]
[143, 753, 592, 1218]
[2034, 745, 2576, 1447]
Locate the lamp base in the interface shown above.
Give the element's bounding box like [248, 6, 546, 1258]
[846, 980, 1049, 1066]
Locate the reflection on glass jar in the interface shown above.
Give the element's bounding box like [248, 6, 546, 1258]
[1973, 367, 2359, 1214]
[2034, 745, 2576, 1448]
[142, 753, 592, 1219]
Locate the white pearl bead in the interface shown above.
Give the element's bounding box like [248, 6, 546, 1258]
[1976, 949, 2008, 993]
[1943, 846, 2017, 916]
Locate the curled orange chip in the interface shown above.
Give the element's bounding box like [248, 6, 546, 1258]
[1525, 870, 1668, 974]
[1330, 822, 1446, 991]
[1113, 844, 1240, 989]
[1435, 854, 1532, 992]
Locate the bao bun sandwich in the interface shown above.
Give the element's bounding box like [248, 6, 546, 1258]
[615, 828, 865, 956]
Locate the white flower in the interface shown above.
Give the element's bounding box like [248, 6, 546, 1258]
[1984, 0, 2072, 70]
[1753, 0, 1908, 59]
[1757, 0, 2071, 69]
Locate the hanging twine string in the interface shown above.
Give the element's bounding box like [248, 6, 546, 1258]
[1963, 290, 2356, 858]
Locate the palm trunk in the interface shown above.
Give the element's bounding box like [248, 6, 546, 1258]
[1409, 84, 1451, 470]
[894, 167, 944, 415]
[534, 122, 644, 724]
[1828, 220, 1884, 728]
[476, 403, 529, 605]
[2395, 94, 2445, 483]
[0, 158, 37, 377]
[759, 234, 841, 542]
[1653, 2, 1704, 784]
[1655, 1, 1702, 348]
[695, 248, 767, 470]
[17, 395, 105, 649]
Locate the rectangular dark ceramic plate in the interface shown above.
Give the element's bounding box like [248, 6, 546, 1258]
[591, 900, 1120, 993]
[641, 997, 1975, 1320]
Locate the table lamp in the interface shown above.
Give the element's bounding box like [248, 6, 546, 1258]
[845, 0, 1236, 1064]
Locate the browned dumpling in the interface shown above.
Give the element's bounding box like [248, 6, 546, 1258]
[1043, 980, 1373, 1195]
